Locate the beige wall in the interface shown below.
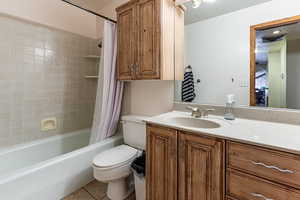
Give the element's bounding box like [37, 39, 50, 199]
[122, 81, 174, 116]
[96, 0, 128, 39]
[0, 0, 99, 39]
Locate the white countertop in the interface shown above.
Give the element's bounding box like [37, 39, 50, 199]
[144, 111, 300, 154]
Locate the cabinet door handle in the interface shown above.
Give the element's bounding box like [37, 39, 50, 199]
[130, 64, 135, 73]
[251, 161, 295, 174]
[250, 193, 274, 200]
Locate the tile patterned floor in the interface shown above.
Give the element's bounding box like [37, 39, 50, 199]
[63, 180, 136, 200]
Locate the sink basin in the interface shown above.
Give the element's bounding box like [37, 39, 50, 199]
[167, 117, 221, 129]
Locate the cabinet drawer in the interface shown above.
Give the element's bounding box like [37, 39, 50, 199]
[227, 169, 300, 200]
[227, 142, 300, 189]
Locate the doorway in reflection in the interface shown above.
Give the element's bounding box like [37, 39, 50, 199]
[255, 22, 300, 109]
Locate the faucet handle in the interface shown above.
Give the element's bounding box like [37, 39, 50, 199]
[202, 108, 215, 117]
[186, 106, 200, 112]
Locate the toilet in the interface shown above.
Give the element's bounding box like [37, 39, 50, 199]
[93, 115, 147, 200]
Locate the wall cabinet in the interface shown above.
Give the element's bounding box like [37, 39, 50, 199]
[146, 123, 300, 200]
[116, 0, 184, 80]
[116, 1, 136, 80]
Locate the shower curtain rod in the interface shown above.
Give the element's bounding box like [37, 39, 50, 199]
[61, 0, 117, 24]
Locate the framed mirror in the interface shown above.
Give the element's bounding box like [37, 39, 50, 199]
[174, 0, 300, 110]
[250, 15, 300, 109]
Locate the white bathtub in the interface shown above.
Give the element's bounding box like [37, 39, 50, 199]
[0, 129, 123, 200]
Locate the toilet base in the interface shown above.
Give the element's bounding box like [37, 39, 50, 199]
[107, 177, 134, 200]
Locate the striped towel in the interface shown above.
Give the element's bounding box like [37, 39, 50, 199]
[182, 66, 196, 102]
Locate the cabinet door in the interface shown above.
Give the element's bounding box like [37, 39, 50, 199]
[116, 2, 136, 80]
[179, 132, 225, 200]
[136, 0, 160, 79]
[146, 125, 177, 200]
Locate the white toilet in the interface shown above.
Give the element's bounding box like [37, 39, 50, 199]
[93, 115, 147, 200]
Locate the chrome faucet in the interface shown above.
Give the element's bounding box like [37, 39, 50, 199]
[186, 106, 215, 118]
[202, 108, 215, 117]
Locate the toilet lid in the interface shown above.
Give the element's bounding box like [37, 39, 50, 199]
[93, 145, 138, 168]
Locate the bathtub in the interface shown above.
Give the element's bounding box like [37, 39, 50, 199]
[0, 129, 123, 200]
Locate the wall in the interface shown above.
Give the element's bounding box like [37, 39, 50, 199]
[0, 0, 98, 39]
[96, 0, 128, 39]
[0, 15, 99, 147]
[177, 0, 300, 106]
[100, 0, 175, 116]
[122, 81, 174, 116]
[287, 38, 300, 109]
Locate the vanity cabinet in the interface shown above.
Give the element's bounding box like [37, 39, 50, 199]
[116, 0, 184, 80]
[146, 125, 177, 200]
[146, 123, 300, 200]
[146, 124, 225, 200]
[226, 142, 300, 200]
[178, 133, 225, 200]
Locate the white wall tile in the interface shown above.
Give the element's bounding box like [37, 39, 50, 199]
[0, 15, 99, 147]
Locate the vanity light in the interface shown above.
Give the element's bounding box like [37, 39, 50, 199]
[273, 30, 281, 35]
[192, 0, 202, 8]
[191, 0, 216, 9]
[203, 0, 216, 2]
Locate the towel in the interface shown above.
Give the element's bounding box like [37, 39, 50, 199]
[182, 66, 196, 102]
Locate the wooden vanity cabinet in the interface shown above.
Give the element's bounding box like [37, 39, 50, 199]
[178, 132, 225, 200]
[116, 0, 184, 80]
[226, 141, 300, 200]
[146, 123, 300, 200]
[146, 124, 225, 200]
[146, 125, 178, 200]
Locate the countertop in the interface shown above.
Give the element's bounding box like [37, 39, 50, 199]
[144, 111, 300, 155]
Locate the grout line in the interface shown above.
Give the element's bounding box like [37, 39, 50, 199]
[82, 187, 102, 200]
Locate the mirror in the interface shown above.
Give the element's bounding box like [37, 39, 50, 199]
[174, 0, 300, 110]
[251, 18, 300, 109]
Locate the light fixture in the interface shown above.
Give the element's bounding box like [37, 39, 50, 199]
[273, 30, 281, 35]
[203, 0, 216, 2]
[192, 0, 202, 8]
[191, 0, 216, 8]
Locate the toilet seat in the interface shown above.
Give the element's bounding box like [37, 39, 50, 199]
[93, 145, 138, 169]
[93, 145, 140, 183]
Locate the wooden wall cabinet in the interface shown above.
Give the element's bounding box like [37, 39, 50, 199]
[116, 0, 184, 80]
[146, 124, 225, 200]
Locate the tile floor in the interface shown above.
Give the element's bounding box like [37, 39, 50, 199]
[63, 180, 136, 200]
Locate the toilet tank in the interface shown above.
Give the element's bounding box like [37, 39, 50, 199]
[121, 115, 149, 150]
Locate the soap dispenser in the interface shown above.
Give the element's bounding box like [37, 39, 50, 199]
[224, 94, 235, 120]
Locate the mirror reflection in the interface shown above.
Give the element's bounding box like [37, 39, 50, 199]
[174, 0, 300, 110]
[253, 23, 300, 109]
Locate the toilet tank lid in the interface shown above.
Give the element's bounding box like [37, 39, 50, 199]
[121, 115, 150, 124]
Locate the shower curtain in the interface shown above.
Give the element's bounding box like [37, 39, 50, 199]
[90, 20, 124, 144]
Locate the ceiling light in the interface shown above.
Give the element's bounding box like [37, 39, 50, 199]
[192, 0, 202, 8]
[203, 0, 216, 2]
[273, 30, 281, 35]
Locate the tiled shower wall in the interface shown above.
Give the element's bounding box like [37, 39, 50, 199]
[0, 15, 99, 147]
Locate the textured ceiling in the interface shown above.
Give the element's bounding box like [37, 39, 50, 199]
[184, 0, 273, 25]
